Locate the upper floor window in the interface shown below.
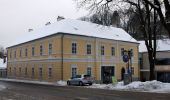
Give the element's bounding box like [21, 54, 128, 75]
[20, 49, 22, 57]
[121, 48, 124, 56]
[25, 48, 28, 57]
[14, 51, 16, 58]
[49, 43, 52, 55]
[40, 45, 43, 56]
[72, 43, 77, 54]
[10, 52, 12, 59]
[111, 47, 115, 56]
[32, 47, 35, 56]
[101, 46, 104, 55]
[87, 44, 91, 55]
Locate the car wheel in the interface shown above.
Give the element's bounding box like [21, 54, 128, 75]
[79, 81, 83, 86]
[67, 81, 71, 86]
[89, 83, 92, 86]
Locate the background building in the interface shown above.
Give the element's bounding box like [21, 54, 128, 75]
[0, 59, 7, 78]
[7, 19, 139, 83]
[139, 39, 170, 82]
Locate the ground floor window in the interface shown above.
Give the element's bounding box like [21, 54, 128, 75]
[39, 68, 43, 79]
[19, 67, 21, 76]
[72, 68, 77, 78]
[48, 68, 52, 79]
[87, 67, 92, 76]
[32, 68, 34, 78]
[25, 67, 27, 77]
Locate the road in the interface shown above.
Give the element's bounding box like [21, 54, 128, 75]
[0, 81, 170, 100]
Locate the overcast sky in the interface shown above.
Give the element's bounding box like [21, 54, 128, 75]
[0, 0, 88, 48]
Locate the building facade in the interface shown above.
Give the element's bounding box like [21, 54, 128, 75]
[139, 39, 170, 82]
[7, 19, 139, 83]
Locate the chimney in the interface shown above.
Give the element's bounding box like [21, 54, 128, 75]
[45, 22, 51, 26]
[28, 29, 33, 32]
[57, 16, 65, 21]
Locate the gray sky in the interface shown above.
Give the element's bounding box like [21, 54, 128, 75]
[0, 0, 87, 48]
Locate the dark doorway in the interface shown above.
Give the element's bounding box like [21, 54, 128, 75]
[121, 68, 125, 80]
[157, 72, 170, 83]
[101, 66, 114, 84]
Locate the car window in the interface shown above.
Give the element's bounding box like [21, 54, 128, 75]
[84, 75, 90, 77]
[76, 75, 81, 78]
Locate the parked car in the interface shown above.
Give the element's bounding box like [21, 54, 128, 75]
[67, 74, 94, 86]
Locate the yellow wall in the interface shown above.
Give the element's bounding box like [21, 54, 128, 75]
[7, 34, 139, 82]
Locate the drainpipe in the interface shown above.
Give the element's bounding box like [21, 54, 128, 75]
[61, 34, 64, 80]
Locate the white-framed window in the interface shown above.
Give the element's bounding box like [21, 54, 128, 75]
[25, 48, 28, 57]
[87, 67, 92, 76]
[25, 67, 27, 77]
[72, 42, 77, 54]
[121, 48, 124, 56]
[20, 49, 22, 57]
[32, 67, 34, 78]
[71, 65, 77, 78]
[32, 47, 35, 56]
[14, 67, 16, 76]
[48, 67, 52, 78]
[40, 45, 43, 56]
[111, 47, 115, 56]
[14, 50, 16, 58]
[101, 46, 104, 55]
[10, 52, 12, 59]
[19, 67, 21, 76]
[39, 67, 43, 78]
[9, 67, 11, 75]
[48, 43, 52, 55]
[87, 44, 92, 55]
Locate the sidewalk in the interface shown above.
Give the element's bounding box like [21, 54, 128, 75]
[0, 78, 67, 86]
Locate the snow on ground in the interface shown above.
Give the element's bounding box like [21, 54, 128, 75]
[87, 80, 170, 93]
[1, 78, 170, 93]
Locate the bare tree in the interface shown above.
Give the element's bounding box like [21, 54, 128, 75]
[0, 46, 4, 59]
[74, 0, 164, 80]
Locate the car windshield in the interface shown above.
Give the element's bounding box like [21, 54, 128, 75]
[75, 75, 81, 78]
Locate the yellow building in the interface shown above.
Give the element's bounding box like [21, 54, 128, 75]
[7, 19, 139, 83]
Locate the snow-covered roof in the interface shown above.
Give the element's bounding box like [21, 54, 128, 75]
[8, 19, 137, 47]
[139, 39, 170, 52]
[0, 59, 6, 68]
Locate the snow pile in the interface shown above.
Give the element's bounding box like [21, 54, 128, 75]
[56, 80, 67, 86]
[88, 80, 170, 93]
[0, 84, 6, 91]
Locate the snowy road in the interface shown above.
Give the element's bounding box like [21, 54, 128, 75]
[0, 81, 170, 100]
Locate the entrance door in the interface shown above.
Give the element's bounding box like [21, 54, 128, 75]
[101, 66, 114, 84]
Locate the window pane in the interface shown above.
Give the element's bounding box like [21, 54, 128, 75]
[111, 47, 115, 56]
[72, 43, 77, 54]
[101, 46, 104, 55]
[87, 44, 91, 54]
[49, 43, 52, 55]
